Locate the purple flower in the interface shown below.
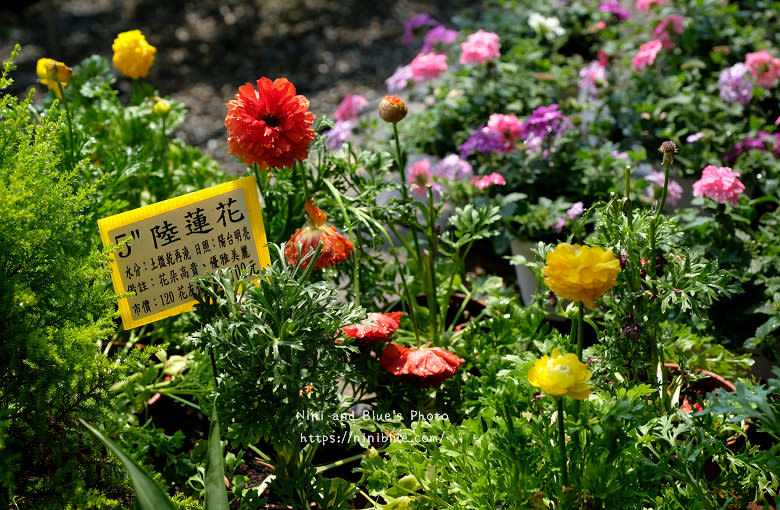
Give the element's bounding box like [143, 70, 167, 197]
[385, 65, 414, 92]
[422, 25, 459, 53]
[521, 104, 573, 153]
[645, 171, 683, 206]
[432, 154, 473, 181]
[718, 63, 754, 106]
[566, 201, 584, 219]
[322, 120, 354, 151]
[578, 61, 607, 98]
[459, 125, 506, 156]
[686, 132, 705, 143]
[403, 13, 438, 47]
[727, 131, 780, 162]
[599, 0, 632, 20]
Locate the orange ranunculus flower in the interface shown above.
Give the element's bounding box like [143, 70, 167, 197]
[343, 312, 403, 346]
[284, 200, 353, 270]
[36, 58, 72, 98]
[112, 30, 156, 79]
[378, 344, 464, 387]
[527, 348, 591, 400]
[542, 243, 621, 308]
[225, 77, 315, 170]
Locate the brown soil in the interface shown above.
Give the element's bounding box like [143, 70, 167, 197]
[0, 0, 482, 174]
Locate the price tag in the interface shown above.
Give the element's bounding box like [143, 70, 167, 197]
[98, 176, 270, 329]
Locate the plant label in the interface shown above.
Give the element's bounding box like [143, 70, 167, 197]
[98, 176, 270, 329]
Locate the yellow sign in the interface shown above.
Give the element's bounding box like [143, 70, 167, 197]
[98, 176, 270, 329]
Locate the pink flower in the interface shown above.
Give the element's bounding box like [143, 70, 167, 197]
[410, 52, 448, 81]
[653, 15, 684, 49]
[745, 50, 780, 88]
[775, 116, 780, 126]
[334, 94, 368, 122]
[459, 30, 501, 65]
[692, 165, 745, 205]
[636, 0, 665, 12]
[552, 216, 566, 233]
[686, 132, 705, 143]
[632, 40, 663, 72]
[471, 172, 506, 190]
[487, 113, 523, 151]
[408, 158, 442, 198]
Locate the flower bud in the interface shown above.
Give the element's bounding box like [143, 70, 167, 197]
[379, 95, 408, 123]
[152, 97, 172, 115]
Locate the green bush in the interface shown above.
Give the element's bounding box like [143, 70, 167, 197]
[0, 47, 130, 508]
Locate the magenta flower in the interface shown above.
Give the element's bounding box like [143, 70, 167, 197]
[599, 0, 631, 21]
[645, 171, 683, 206]
[471, 172, 506, 190]
[653, 15, 684, 50]
[635, 0, 665, 12]
[692, 166, 745, 205]
[459, 125, 506, 156]
[334, 94, 368, 122]
[422, 25, 459, 53]
[578, 61, 607, 98]
[410, 52, 448, 81]
[459, 30, 501, 65]
[386, 65, 413, 92]
[487, 113, 523, 151]
[718, 63, 754, 105]
[521, 104, 573, 153]
[403, 13, 438, 47]
[745, 49, 780, 88]
[726, 132, 780, 162]
[632, 40, 663, 72]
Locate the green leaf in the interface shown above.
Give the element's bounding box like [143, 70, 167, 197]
[206, 405, 230, 510]
[80, 419, 176, 510]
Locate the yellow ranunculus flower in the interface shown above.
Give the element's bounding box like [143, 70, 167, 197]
[527, 348, 591, 400]
[152, 97, 171, 115]
[112, 30, 156, 79]
[36, 58, 72, 98]
[542, 243, 621, 309]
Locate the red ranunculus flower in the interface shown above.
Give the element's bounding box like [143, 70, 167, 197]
[343, 312, 403, 346]
[285, 200, 353, 270]
[225, 77, 315, 170]
[378, 344, 464, 387]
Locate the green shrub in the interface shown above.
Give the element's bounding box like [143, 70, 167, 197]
[0, 47, 130, 508]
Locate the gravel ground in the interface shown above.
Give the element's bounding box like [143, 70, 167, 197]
[0, 0, 481, 174]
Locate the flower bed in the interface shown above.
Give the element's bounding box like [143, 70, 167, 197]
[1, 0, 779, 508]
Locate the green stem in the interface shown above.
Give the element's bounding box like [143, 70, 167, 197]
[324, 178, 361, 306]
[247, 443, 273, 463]
[314, 452, 365, 475]
[576, 303, 585, 362]
[392, 123, 408, 199]
[426, 187, 439, 345]
[55, 81, 75, 169]
[557, 398, 569, 488]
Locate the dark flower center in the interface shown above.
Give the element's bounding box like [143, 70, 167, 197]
[263, 114, 280, 127]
